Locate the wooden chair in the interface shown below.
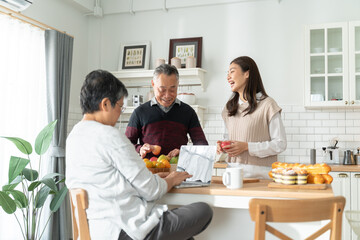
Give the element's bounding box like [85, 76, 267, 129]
[69, 188, 90, 240]
[249, 196, 345, 240]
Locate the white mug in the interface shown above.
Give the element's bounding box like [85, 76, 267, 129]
[222, 167, 243, 189]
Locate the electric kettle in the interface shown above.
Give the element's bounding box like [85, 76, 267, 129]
[343, 150, 356, 165]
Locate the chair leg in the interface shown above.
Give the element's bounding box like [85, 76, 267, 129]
[254, 204, 266, 240]
[330, 202, 344, 240]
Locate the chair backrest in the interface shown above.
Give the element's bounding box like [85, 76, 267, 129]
[249, 196, 345, 240]
[69, 188, 90, 240]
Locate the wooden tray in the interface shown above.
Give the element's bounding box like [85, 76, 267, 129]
[211, 176, 260, 184]
[268, 182, 327, 190]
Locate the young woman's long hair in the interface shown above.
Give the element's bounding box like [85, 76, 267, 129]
[226, 56, 268, 117]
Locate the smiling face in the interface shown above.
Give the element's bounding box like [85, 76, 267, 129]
[152, 73, 178, 107]
[227, 63, 249, 94]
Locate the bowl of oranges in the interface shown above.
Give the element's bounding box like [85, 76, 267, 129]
[144, 155, 171, 174]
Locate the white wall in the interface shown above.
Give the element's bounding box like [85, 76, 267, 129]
[86, 0, 360, 107]
[23, 0, 89, 111]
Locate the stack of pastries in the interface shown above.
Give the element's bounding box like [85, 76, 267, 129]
[269, 162, 333, 184]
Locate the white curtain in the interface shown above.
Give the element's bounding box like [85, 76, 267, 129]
[0, 14, 47, 239]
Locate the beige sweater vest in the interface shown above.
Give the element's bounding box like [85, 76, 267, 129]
[222, 96, 281, 167]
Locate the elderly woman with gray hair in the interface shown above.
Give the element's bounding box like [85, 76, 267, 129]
[66, 70, 213, 240]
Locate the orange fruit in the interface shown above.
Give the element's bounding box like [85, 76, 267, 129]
[143, 158, 149, 162]
[145, 161, 153, 168]
[155, 162, 165, 168]
[163, 160, 171, 168]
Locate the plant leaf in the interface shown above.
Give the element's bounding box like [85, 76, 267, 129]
[0, 191, 16, 214]
[50, 186, 68, 212]
[28, 181, 41, 191]
[35, 186, 51, 208]
[0, 137, 32, 155]
[2, 176, 23, 191]
[7, 190, 27, 208]
[22, 168, 39, 181]
[35, 120, 57, 155]
[42, 173, 64, 180]
[40, 178, 58, 192]
[8, 156, 29, 183]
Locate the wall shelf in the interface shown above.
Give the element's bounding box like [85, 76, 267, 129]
[111, 68, 206, 91]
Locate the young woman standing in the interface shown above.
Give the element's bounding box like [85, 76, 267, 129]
[217, 56, 287, 179]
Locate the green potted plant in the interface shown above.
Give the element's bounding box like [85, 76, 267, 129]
[0, 120, 68, 240]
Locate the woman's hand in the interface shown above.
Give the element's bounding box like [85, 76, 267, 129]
[222, 141, 248, 157]
[139, 143, 152, 158]
[164, 171, 192, 191]
[167, 148, 180, 158]
[156, 172, 170, 178]
[216, 141, 223, 154]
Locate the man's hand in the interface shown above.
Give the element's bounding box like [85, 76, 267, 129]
[139, 143, 152, 158]
[222, 141, 248, 157]
[167, 148, 180, 158]
[164, 171, 192, 191]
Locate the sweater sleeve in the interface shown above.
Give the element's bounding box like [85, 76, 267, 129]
[188, 109, 208, 145]
[125, 110, 143, 153]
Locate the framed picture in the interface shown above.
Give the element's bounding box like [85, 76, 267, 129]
[118, 41, 150, 70]
[169, 37, 202, 68]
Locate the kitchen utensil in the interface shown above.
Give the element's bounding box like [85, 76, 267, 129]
[310, 148, 316, 164]
[355, 148, 360, 165]
[132, 95, 143, 107]
[343, 150, 356, 165]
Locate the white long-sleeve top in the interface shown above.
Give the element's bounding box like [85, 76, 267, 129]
[224, 93, 287, 158]
[66, 121, 168, 240]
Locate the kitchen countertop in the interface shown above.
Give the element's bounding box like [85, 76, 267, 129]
[214, 162, 360, 172]
[169, 179, 333, 199]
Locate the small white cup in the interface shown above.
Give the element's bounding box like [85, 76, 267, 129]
[222, 167, 243, 189]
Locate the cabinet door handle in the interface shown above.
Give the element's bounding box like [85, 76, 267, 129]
[355, 174, 360, 178]
[345, 101, 348, 105]
[338, 173, 349, 178]
[351, 100, 355, 105]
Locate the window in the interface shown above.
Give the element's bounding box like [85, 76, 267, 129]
[0, 14, 47, 239]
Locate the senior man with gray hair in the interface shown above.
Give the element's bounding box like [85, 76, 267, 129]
[126, 64, 208, 159]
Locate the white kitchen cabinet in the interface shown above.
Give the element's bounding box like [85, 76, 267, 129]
[305, 21, 360, 108]
[330, 171, 360, 240]
[350, 172, 360, 240]
[349, 21, 360, 106]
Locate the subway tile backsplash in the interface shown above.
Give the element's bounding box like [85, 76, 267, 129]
[67, 104, 360, 164]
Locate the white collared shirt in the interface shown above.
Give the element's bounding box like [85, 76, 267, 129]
[223, 93, 287, 158]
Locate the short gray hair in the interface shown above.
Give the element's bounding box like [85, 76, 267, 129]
[153, 64, 179, 82]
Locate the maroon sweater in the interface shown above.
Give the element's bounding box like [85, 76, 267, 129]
[125, 101, 208, 158]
